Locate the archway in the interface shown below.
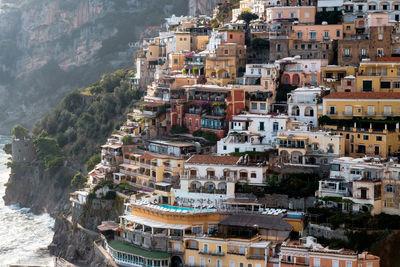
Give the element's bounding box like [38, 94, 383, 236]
[291, 151, 303, 164]
[280, 150, 290, 163]
[292, 105, 300, 116]
[171, 256, 183, 267]
[304, 106, 314, 117]
[292, 74, 300, 85]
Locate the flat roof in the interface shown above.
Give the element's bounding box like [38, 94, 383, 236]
[122, 215, 191, 230]
[108, 239, 169, 259]
[324, 92, 400, 99]
[186, 155, 241, 165]
[149, 139, 195, 147]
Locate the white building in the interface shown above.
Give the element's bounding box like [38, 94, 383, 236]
[173, 155, 268, 205]
[217, 113, 290, 155]
[287, 86, 327, 127]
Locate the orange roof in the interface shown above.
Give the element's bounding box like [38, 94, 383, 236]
[140, 154, 156, 160]
[186, 155, 241, 165]
[376, 57, 400, 62]
[324, 92, 400, 99]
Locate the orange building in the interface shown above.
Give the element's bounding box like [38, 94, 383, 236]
[291, 24, 343, 42]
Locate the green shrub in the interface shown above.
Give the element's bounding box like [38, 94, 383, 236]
[121, 135, 134, 145]
[86, 153, 101, 173]
[3, 142, 12, 155]
[70, 172, 87, 188]
[12, 125, 30, 139]
[103, 190, 117, 200]
[170, 125, 189, 134]
[192, 130, 204, 137]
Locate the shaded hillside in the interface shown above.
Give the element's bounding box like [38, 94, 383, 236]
[0, 0, 188, 133]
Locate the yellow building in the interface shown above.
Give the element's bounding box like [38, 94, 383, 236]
[321, 66, 356, 92]
[323, 92, 400, 119]
[326, 125, 400, 158]
[277, 128, 345, 165]
[193, 35, 210, 52]
[169, 52, 186, 72]
[175, 32, 192, 52]
[356, 60, 400, 92]
[119, 152, 184, 192]
[206, 43, 246, 86]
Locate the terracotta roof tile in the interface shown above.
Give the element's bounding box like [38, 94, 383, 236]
[186, 155, 241, 165]
[323, 92, 400, 99]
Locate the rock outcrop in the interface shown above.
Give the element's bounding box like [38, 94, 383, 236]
[3, 163, 75, 217]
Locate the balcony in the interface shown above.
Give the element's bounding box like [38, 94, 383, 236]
[280, 261, 309, 266]
[246, 255, 265, 260]
[199, 250, 225, 256]
[342, 111, 353, 116]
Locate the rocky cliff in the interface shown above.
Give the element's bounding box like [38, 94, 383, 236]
[0, 0, 188, 134]
[189, 0, 218, 16]
[3, 162, 75, 216]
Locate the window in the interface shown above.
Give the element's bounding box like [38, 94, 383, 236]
[239, 263, 244, 267]
[313, 258, 320, 267]
[230, 261, 235, 267]
[273, 122, 279, 132]
[251, 173, 257, 178]
[336, 30, 340, 37]
[346, 262, 352, 267]
[329, 106, 336, 115]
[310, 31, 316, 40]
[189, 256, 195, 266]
[217, 245, 222, 254]
[381, 81, 391, 88]
[201, 258, 206, 267]
[251, 102, 258, 110]
[324, 31, 329, 39]
[203, 244, 208, 253]
[345, 48, 350, 57]
[384, 105, 392, 115]
[224, 50, 229, 55]
[385, 198, 395, 208]
[217, 260, 222, 267]
[297, 31, 303, 39]
[313, 143, 319, 151]
[277, 44, 281, 52]
[376, 136, 382, 141]
[386, 184, 395, 193]
[277, 12, 282, 18]
[290, 12, 294, 18]
[383, 4, 387, 10]
[375, 145, 380, 155]
[395, 4, 399, 10]
[174, 59, 178, 64]
[377, 48, 384, 56]
[235, 148, 239, 152]
[305, 12, 310, 18]
[259, 122, 265, 131]
[260, 103, 266, 111]
[264, 81, 268, 88]
[363, 80, 373, 91]
[287, 255, 292, 262]
[333, 260, 339, 267]
[361, 49, 367, 56]
[363, 135, 369, 140]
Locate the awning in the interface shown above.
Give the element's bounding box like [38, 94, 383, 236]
[122, 215, 190, 230]
[120, 164, 140, 170]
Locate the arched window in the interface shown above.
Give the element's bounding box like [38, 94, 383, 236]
[386, 184, 395, 193]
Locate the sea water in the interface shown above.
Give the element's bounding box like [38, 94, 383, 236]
[0, 136, 55, 266]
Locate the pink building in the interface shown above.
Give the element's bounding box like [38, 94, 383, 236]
[266, 6, 316, 24]
[292, 24, 343, 41]
[278, 57, 328, 86]
[367, 13, 390, 27]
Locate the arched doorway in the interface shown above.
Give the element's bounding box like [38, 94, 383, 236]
[171, 256, 183, 267]
[292, 105, 300, 116]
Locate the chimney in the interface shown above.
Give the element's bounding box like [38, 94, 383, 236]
[396, 123, 399, 133]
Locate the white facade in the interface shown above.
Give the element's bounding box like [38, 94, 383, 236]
[287, 86, 326, 127]
[217, 113, 290, 155]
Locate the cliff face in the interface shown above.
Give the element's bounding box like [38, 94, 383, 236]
[0, 0, 188, 134]
[3, 163, 75, 216]
[189, 0, 218, 16]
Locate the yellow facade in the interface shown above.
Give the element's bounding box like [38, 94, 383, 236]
[323, 96, 400, 119]
[193, 35, 210, 52]
[337, 128, 399, 158]
[184, 237, 266, 267]
[356, 61, 400, 92]
[169, 53, 186, 72]
[175, 32, 192, 52]
[121, 152, 184, 189]
[206, 44, 246, 86]
[342, 22, 355, 38]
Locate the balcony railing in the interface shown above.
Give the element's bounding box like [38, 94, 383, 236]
[246, 255, 265, 260]
[199, 250, 225, 256]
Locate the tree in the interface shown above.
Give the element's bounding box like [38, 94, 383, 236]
[11, 125, 30, 140]
[3, 143, 12, 154]
[238, 11, 259, 25]
[70, 172, 87, 188]
[86, 153, 101, 173]
[250, 38, 269, 48]
[121, 135, 134, 145]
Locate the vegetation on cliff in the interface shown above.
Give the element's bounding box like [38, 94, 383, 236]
[32, 70, 143, 169]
